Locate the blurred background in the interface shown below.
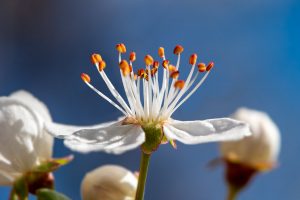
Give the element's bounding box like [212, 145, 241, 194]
[0, 0, 299, 199]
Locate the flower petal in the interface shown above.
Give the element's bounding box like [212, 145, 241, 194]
[163, 118, 250, 144]
[10, 90, 52, 122]
[63, 121, 145, 154]
[0, 169, 15, 186]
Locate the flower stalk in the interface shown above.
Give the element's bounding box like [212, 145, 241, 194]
[226, 185, 239, 200]
[135, 152, 151, 200]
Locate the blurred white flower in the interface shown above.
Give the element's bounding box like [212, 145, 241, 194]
[81, 165, 137, 200]
[46, 44, 250, 154]
[220, 107, 281, 170]
[0, 90, 53, 185]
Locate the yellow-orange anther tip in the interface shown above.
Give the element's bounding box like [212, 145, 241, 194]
[129, 52, 136, 62]
[158, 47, 165, 58]
[170, 71, 180, 79]
[91, 53, 102, 65]
[144, 55, 154, 66]
[198, 63, 206, 72]
[81, 73, 91, 83]
[116, 43, 126, 53]
[168, 65, 176, 72]
[119, 60, 130, 76]
[206, 62, 214, 71]
[98, 60, 106, 71]
[174, 80, 185, 89]
[173, 45, 184, 55]
[153, 61, 160, 69]
[162, 60, 170, 69]
[189, 54, 197, 65]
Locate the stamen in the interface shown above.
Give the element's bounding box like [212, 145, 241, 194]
[144, 55, 154, 66]
[174, 80, 185, 89]
[170, 71, 180, 79]
[153, 61, 159, 69]
[91, 54, 102, 65]
[119, 60, 131, 76]
[168, 65, 176, 73]
[198, 63, 206, 72]
[116, 43, 126, 53]
[98, 60, 106, 71]
[158, 47, 165, 58]
[189, 54, 197, 65]
[129, 52, 136, 62]
[206, 62, 214, 71]
[81, 73, 91, 83]
[173, 45, 184, 55]
[162, 60, 170, 69]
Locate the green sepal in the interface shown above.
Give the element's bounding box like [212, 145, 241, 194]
[13, 177, 28, 200]
[141, 123, 163, 154]
[32, 155, 74, 173]
[36, 189, 71, 200]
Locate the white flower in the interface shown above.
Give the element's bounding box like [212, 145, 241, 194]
[220, 107, 281, 170]
[45, 44, 250, 154]
[81, 165, 137, 200]
[0, 90, 53, 185]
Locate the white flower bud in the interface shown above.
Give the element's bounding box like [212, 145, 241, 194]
[81, 165, 137, 200]
[0, 90, 53, 185]
[220, 107, 280, 170]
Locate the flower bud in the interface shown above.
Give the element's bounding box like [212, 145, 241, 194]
[81, 165, 137, 200]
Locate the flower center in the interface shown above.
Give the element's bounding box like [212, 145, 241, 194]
[81, 43, 214, 123]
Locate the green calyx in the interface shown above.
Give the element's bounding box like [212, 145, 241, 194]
[141, 123, 164, 154]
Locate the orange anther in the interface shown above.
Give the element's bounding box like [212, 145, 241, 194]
[173, 45, 184, 55]
[116, 43, 126, 53]
[81, 73, 91, 83]
[170, 71, 180, 79]
[98, 60, 106, 71]
[189, 54, 197, 65]
[119, 60, 130, 76]
[91, 53, 102, 65]
[153, 61, 159, 69]
[137, 68, 145, 76]
[129, 52, 136, 62]
[168, 65, 176, 73]
[144, 55, 154, 66]
[174, 80, 185, 89]
[162, 60, 170, 69]
[151, 68, 158, 76]
[133, 74, 138, 80]
[129, 65, 133, 72]
[198, 63, 206, 72]
[158, 47, 165, 58]
[206, 62, 214, 71]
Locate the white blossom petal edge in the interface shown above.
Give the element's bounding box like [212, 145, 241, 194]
[45, 44, 251, 154]
[0, 90, 53, 185]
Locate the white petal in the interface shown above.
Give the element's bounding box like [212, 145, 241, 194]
[55, 120, 145, 154]
[0, 170, 15, 186]
[164, 118, 250, 144]
[10, 90, 52, 122]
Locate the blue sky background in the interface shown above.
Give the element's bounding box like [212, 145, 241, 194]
[0, 0, 300, 199]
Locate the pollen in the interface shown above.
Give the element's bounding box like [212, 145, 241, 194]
[81, 73, 91, 83]
[206, 62, 214, 71]
[129, 52, 136, 62]
[168, 65, 176, 73]
[119, 60, 131, 76]
[91, 53, 102, 65]
[153, 61, 159, 69]
[174, 80, 185, 89]
[98, 60, 106, 71]
[162, 60, 170, 69]
[173, 45, 184, 55]
[137, 68, 145, 77]
[198, 63, 206, 72]
[189, 54, 197, 65]
[144, 55, 154, 66]
[116, 43, 126, 53]
[170, 71, 180, 79]
[158, 47, 165, 58]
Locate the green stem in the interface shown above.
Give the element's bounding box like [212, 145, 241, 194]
[135, 151, 151, 200]
[226, 186, 239, 200]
